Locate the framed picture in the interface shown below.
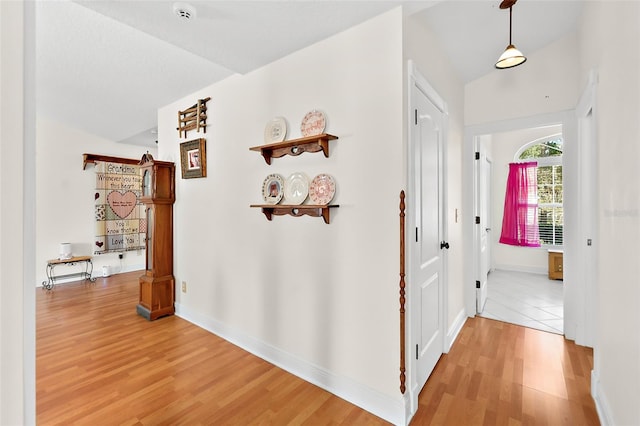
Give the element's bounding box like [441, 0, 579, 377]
[180, 138, 206, 179]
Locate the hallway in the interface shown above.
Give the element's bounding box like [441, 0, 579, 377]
[412, 316, 597, 425]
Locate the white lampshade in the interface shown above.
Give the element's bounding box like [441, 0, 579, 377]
[59, 243, 72, 260]
[495, 44, 527, 69]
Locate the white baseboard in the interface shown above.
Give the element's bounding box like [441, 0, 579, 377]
[446, 308, 467, 352]
[493, 264, 547, 275]
[96, 264, 144, 277]
[591, 369, 614, 426]
[175, 303, 407, 426]
[37, 264, 144, 287]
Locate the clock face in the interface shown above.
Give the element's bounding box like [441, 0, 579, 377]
[142, 170, 151, 197]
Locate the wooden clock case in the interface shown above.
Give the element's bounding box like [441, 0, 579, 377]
[137, 153, 176, 321]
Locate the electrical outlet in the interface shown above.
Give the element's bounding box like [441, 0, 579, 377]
[181, 281, 187, 293]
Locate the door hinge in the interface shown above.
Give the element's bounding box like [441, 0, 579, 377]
[416, 344, 419, 360]
[475, 216, 480, 224]
[475, 151, 480, 160]
[476, 280, 481, 289]
[414, 109, 418, 125]
[415, 227, 418, 242]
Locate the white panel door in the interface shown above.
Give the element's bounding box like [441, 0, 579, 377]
[412, 82, 445, 390]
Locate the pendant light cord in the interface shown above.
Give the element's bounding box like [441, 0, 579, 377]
[509, 6, 513, 45]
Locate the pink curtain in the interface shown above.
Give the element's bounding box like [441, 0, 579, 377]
[499, 162, 541, 247]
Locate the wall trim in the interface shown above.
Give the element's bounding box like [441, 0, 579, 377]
[97, 264, 144, 278]
[591, 370, 613, 426]
[492, 265, 547, 276]
[175, 303, 407, 426]
[36, 265, 144, 287]
[446, 308, 467, 352]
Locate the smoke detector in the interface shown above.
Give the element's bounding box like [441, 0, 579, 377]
[173, 2, 196, 21]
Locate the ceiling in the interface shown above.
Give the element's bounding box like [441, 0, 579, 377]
[35, 0, 584, 148]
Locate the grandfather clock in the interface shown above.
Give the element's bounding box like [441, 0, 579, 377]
[137, 153, 176, 320]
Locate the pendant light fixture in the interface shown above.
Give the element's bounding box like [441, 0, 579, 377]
[495, 0, 527, 69]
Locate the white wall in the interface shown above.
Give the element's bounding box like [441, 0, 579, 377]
[159, 9, 406, 423]
[1, 1, 35, 423]
[36, 117, 155, 286]
[465, 33, 580, 126]
[404, 11, 466, 333]
[1, 1, 25, 423]
[490, 125, 562, 274]
[578, 2, 640, 425]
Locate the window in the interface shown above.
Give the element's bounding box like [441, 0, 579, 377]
[516, 135, 563, 246]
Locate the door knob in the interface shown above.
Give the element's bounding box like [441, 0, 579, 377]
[440, 241, 450, 249]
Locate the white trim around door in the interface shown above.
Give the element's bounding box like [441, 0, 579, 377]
[405, 60, 449, 418]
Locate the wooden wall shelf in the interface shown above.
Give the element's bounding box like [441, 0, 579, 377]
[249, 133, 338, 165]
[250, 204, 339, 224]
[83, 153, 140, 170]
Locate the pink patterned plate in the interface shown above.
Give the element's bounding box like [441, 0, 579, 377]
[300, 110, 326, 137]
[309, 174, 336, 205]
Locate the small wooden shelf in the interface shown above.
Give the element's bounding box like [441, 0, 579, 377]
[83, 153, 140, 170]
[249, 133, 338, 165]
[250, 204, 339, 224]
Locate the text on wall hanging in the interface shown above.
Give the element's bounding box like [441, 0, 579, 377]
[94, 161, 146, 254]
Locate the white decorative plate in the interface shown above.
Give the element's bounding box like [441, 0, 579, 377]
[284, 172, 309, 205]
[264, 116, 287, 144]
[262, 174, 284, 205]
[300, 110, 326, 137]
[309, 174, 336, 205]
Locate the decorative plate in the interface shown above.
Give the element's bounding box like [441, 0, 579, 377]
[284, 172, 309, 205]
[262, 173, 284, 205]
[300, 110, 326, 137]
[264, 116, 287, 144]
[309, 174, 336, 205]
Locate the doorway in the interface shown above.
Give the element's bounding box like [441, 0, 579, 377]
[463, 107, 596, 347]
[474, 125, 564, 335]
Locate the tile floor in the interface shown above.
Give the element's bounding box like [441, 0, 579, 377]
[478, 269, 564, 334]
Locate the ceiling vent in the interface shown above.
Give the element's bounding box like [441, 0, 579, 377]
[173, 2, 196, 21]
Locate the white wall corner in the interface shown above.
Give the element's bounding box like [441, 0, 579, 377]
[446, 308, 467, 352]
[591, 370, 614, 426]
[175, 303, 408, 426]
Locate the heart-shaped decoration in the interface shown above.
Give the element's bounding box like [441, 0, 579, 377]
[94, 192, 100, 201]
[107, 191, 137, 219]
[95, 241, 104, 248]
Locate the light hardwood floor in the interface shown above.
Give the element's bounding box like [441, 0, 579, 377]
[37, 272, 598, 425]
[412, 317, 599, 425]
